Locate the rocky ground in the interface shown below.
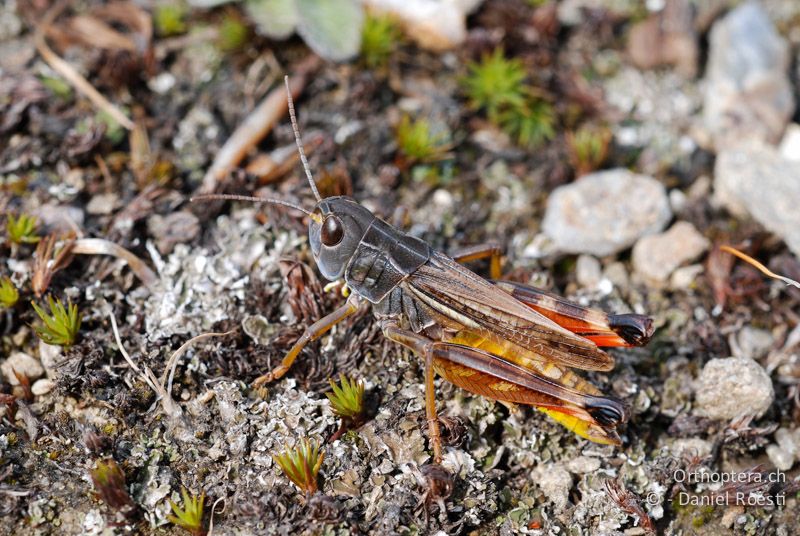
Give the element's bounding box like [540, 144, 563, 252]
[1, 0, 800, 535]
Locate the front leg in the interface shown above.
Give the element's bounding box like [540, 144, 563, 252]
[253, 297, 360, 386]
[382, 323, 444, 463]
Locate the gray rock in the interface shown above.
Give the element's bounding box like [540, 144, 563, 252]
[632, 221, 709, 284]
[766, 444, 794, 471]
[714, 145, 800, 257]
[576, 255, 602, 288]
[1, 352, 44, 385]
[532, 463, 572, 511]
[703, 2, 794, 150]
[693, 357, 774, 420]
[730, 326, 774, 361]
[542, 169, 671, 256]
[31, 379, 54, 396]
[780, 124, 800, 161]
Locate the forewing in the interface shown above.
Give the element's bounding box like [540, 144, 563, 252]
[408, 252, 614, 371]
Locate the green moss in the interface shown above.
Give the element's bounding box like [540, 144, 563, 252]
[360, 14, 400, 68]
[31, 296, 82, 348]
[6, 213, 40, 245]
[218, 15, 248, 52]
[0, 277, 19, 309]
[154, 3, 188, 37]
[463, 48, 556, 148]
[395, 115, 448, 164]
[168, 487, 206, 536]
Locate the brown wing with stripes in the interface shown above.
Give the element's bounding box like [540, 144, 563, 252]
[407, 252, 615, 372]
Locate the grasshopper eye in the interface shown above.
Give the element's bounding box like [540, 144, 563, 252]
[321, 215, 344, 246]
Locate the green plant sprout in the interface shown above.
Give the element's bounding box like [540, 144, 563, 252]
[327, 374, 365, 423]
[6, 213, 40, 245]
[154, 4, 188, 37]
[31, 296, 82, 347]
[463, 48, 556, 148]
[90, 459, 137, 517]
[168, 487, 206, 536]
[360, 14, 400, 68]
[566, 124, 612, 175]
[498, 94, 555, 149]
[273, 438, 325, 495]
[0, 277, 19, 308]
[395, 115, 449, 164]
[218, 14, 248, 51]
[463, 48, 527, 123]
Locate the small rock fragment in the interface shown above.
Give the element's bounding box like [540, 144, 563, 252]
[542, 169, 672, 256]
[693, 357, 774, 420]
[670, 264, 703, 290]
[627, 0, 698, 77]
[669, 438, 712, 460]
[730, 326, 774, 361]
[714, 144, 800, 257]
[1, 352, 44, 385]
[632, 222, 709, 284]
[702, 2, 794, 150]
[779, 124, 800, 161]
[576, 255, 602, 288]
[531, 463, 572, 511]
[86, 193, 119, 215]
[766, 444, 794, 471]
[31, 378, 54, 396]
[363, 0, 483, 50]
[147, 210, 201, 254]
[566, 456, 600, 474]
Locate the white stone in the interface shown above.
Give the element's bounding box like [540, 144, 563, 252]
[633, 221, 710, 284]
[693, 357, 774, 420]
[714, 144, 800, 257]
[702, 2, 794, 150]
[542, 169, 672, 256]
[532, 463, 572, 511]
[779, 124, 800, 161]
[31, 378, 55, 396]
[1, 352, 44, 385]
[766, 444, 794, 471]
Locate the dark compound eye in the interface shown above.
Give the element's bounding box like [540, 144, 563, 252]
[321, 215, 344, 246]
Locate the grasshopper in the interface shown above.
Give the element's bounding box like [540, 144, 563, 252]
[197, 78, 653, 463]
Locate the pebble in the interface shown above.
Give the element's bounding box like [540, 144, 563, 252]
[363, 0, 483, 50]
[632, 221, 709, 285]
[147, 210, 201, 254]
[669, 438, 712, 459]
[670, 264, 703, 290]
[31, 378, 55, 396]
[714, 144, 800, 257]
[1, 352, 45, 385]
[766, 444, 794, 471]
[542, 169, 671, 256]
[627, 0, 697, 77]
[702, 2, 794, 150]
[779, 123, 800, 161]
[765, 427, 800, 471]
[730, 326, 774, 361]
[531, 463, 572, 511]
[565, 455, 600, 474]
[575, 255, 602, 288]
[693, 357, 774, 420]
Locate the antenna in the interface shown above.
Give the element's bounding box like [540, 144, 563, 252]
[191, 193, 320, 222]
[284, 76, 322, 203]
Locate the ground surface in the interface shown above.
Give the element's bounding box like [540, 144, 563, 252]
[1, 0, 800, 535]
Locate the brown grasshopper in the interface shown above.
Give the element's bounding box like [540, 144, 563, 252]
[196, 78, 654, 463]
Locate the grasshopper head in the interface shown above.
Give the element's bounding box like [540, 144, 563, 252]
[309, 196, 375, 281]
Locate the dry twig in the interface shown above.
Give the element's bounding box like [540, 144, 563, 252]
[34, 0, 134, 130]
[197, 55, 322, 194]
[720, 245, 800, 290]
